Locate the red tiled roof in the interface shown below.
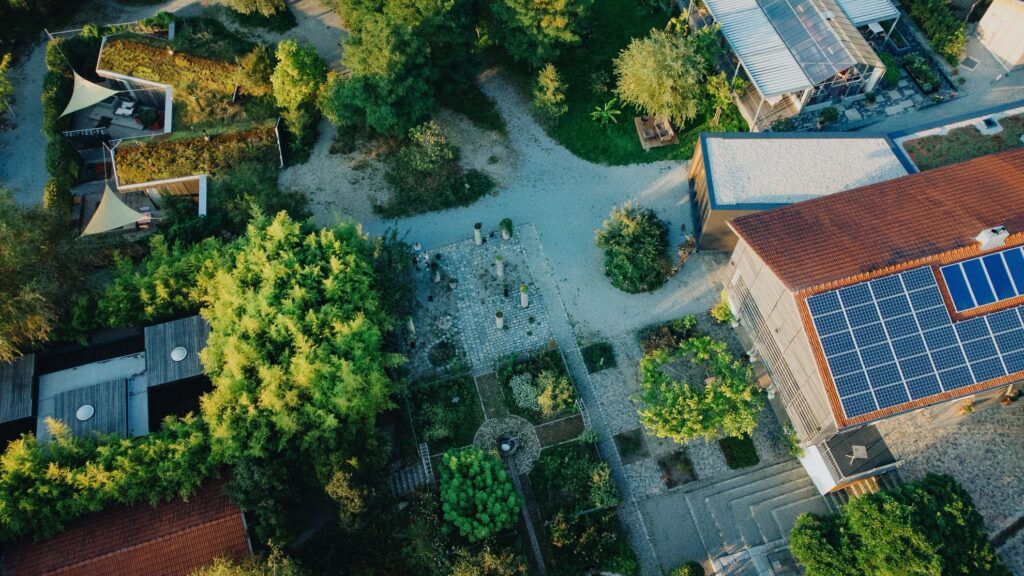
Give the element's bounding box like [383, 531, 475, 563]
[729, 148, 1024, 292]
[2, 481, 250, 576]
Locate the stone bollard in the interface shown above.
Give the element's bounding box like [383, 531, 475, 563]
[473, 223, 483, 245]
[496, 255, 504, 278]
[519, 284, 529, 308]
[496, 311, 504, 329]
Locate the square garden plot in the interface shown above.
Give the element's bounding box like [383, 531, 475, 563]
[718, 434, 760, 469]
[497, 346, 580, 425]
[581, 342, 617, 373]
[406, 375, 484, 455]
[614, 428, 650, 465]
[528, 440, 615, 521]
[656, 450, 696, 489]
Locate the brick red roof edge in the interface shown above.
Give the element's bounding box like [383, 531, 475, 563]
[2, 480, 250, 576]
[729, 148, 1024, 292]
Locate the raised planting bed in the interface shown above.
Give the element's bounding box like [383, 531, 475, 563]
[718, 434, 760, 469]
[536, 414, 586, 447]
[581, 341, 617, 373]
[657, 449, 696, 489]
[114, 126, 280, 185]
[902, 54, 939, 94]
[528, 440, 618, 521]
[407, 375, 485, 455]
[613, 428, 650, 465]
[497, 346, 579, 425]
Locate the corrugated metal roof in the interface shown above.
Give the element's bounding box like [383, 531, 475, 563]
[704, 0, 814, 98]
[834, 0, 899, 26]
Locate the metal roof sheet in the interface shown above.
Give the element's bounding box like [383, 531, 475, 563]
[704, 0, 814, 98]
[834, 0, 899, 26]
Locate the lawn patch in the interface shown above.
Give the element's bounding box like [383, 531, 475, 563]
[408, 375, 485, 454]
[656, 449, 696, 488]
[582, 342, 617, 373]
[613, 428, 650, 465]
[718, 434, 759, 469]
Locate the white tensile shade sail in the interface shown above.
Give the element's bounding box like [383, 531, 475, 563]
[60, 73, 120, 118]
[82, 184, 148, 236]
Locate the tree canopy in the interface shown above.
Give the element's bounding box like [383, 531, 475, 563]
[0, 188, 93, 361]
[638, 336, 763, 443]
[199, 212, 402, 539]
[594, 203, 671, 294]
[439, 447, 520, 542]
[227, 0, 287, 17]
[790, 474, 1009, 576]
[488, 0, 593, 66]
[614, 28, 704, 127]
[271, 40, 327, 111]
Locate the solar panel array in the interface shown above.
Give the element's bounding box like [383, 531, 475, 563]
[807, 267, 1024, 419]
[940, 246, 1024, 312]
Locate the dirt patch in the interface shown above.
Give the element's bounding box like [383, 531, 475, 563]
[536, 414, 585, 447]
[614, 428, 650, 465]
[474, 372, 509, 419]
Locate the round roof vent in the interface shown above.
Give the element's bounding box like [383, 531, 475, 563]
[76, 404, 95, 421]
[170, 346, 188, 362]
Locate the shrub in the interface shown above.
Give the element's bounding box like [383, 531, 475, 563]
[639, 336, 762, 443]
[782, 422, 804, 458]
[510, 373, 539, 412]
[281, 104, 319, 164]
[718, 434, 759, 469]
[589, 463, 619, 509]
[548, 510, 639, 575]
[905, 0, 966, 65]
[878, 51, 900, 89]
[489, 0, 593, 66]
[670, 561, 705, 576]
[439, 447, 520, 542]
[533, 63, 568, 121]
[536, 370, 575, 417]
[903, 54, 940, 93]
[710, 289, 733, 324]
[42, 179, 72, 214]
[236, 44, 275, 94]
[818, 106, 839, 126]
[380, 121, 493, 216]
[227, 0, 285, 17]
[271, 40, 327, 111]
[0, 53, 12, 105]
[595, 203, 671, 293]
[451, 546, 528, 576]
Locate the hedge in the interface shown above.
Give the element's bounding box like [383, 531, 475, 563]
[114, 127, 280, 185]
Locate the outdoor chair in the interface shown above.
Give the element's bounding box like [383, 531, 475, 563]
[643, 127, 656, 140]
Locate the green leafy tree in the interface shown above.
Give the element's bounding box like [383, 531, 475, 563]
[97, 235, 230, 328]
[271, 40, 327, 111]
[532, 63, 568, 121]
[790, 475, 1009, 576]
[638, 336, 763, 443]
[450, 546, 529, 576]
[614, 29, 704, 127]
[489, 0, 594, 66]
[0, 53, 12, 107]
[439, 447, 520, 542]
[227, 0, 286, 17]
[190, 548, 302, 576]
[0, 189, 92, 361]
[199, 212, 403, 539]
[0, 415, 214, 542]
[236, 44, 275, 94]
[595, 203, 670, 293]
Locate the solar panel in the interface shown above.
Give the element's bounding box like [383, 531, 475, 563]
[810, 265, 1024, 421]
[892, 334, 927, 359]
[877, 295, 912, 319]
[963, 338, 997, 363]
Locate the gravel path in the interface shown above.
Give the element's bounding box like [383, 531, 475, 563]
[361, 71, 731, 339]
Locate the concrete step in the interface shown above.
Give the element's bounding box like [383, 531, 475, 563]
[771, 495, 833, 540]
[705, 466, 811, 547]
[730, 473, 817, 546]
[684, 460, 804, 556]
[749, 485, 820, 544]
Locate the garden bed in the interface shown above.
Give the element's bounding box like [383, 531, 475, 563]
[718, 434, 759, 469]
[407, 375, 485, 454]
[536, 414, 586, 447]
[902, 54, 940, 94]
[656, 449, 696, 488]
[901, 113, 1024, 170]
[614, 428, 650, 465]
[581, 341, 617, 373]
[497, 346, 579, 425]
[529, 440, 616, 520]
[114, 126, 280, 185]
[638, 313, 745, 358]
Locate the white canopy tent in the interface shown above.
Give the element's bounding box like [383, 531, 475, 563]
[60, 72, 121, 118]
[81, 184, 149, 236]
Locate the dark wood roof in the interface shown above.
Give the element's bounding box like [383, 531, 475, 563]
[729, 148, 1024, 292]
[52, 379, 128, 438]
[144, 316, 210, 388]
[825, 424, 895, 478]
[2, 480, 250, 576]
[0, 355, 34, 424]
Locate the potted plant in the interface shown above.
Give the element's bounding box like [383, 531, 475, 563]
[500, 218, 513, 240]
[473, 222, 483, 245]
[519, 284, 529, 308]
[495, 310, 504, 329]
[958, 401, 974, 415]
[495, 255, 504, 278]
